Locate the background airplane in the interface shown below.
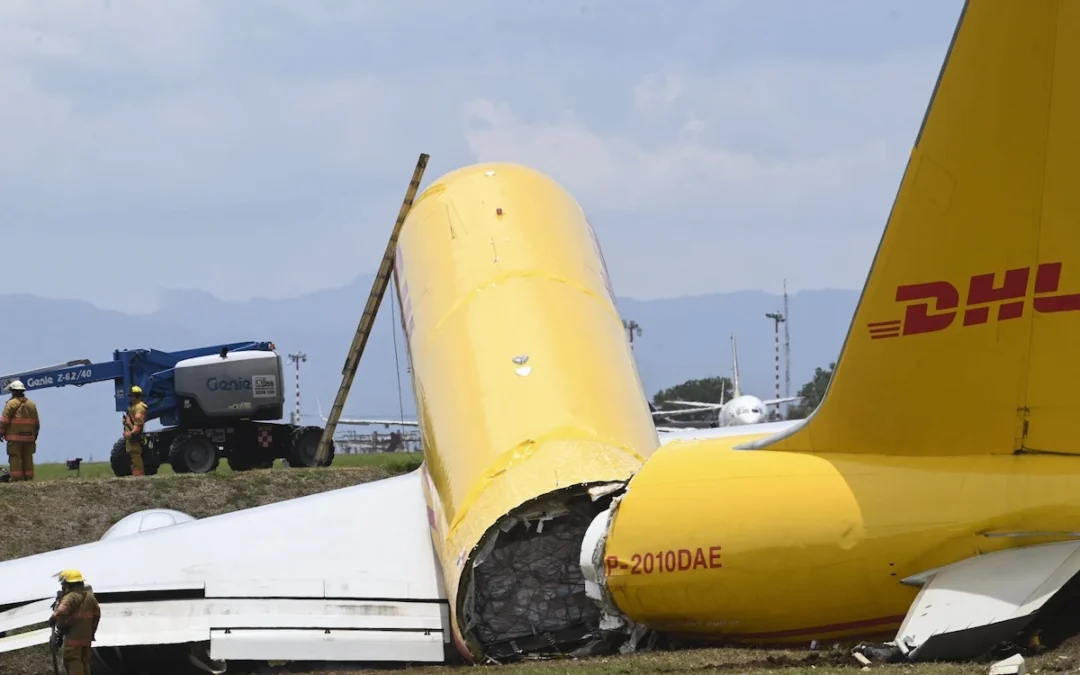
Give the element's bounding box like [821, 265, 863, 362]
[652, 333, 800, 427]
[317, 397, 419, 427]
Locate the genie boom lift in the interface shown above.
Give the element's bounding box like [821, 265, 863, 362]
[0, 341, 335, 476]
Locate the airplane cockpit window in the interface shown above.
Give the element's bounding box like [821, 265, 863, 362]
[751, 408, 761, 413]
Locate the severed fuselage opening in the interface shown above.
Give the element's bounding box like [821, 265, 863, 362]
[460, 486, 620, 661]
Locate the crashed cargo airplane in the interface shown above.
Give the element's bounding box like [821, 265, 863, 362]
[4, 0, 1080, 670]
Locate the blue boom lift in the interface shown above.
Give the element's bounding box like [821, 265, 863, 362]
[0, 341, 335, 476]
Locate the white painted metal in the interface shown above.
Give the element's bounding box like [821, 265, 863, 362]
[656, 420, 799, 445]
[0, 627, 49, 652]
[0, 598, 52, 634]
[101, 508, 196, 540]
[0, 471, 442, 608]
[0, 470, 449, 662]
[896, 540, 1080, 655]
[209, 628, 445, 662]
[0, 597, 447, 655]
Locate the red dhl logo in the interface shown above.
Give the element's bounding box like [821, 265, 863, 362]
[868, 262, 1080, 339]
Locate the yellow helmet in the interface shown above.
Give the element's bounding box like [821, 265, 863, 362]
[56, 569, 84, 584]
[130, 386, 142, 395]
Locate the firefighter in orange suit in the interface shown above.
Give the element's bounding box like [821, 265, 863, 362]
[0, 380, 40, 481]
[123, 385, 148, 477]
[50, 569, 101, 675]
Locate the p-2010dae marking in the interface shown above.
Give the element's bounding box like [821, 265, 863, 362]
[605, 546, 722, 576]
[868, 262, 1080, 339]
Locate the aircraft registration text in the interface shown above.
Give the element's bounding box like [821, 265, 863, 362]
[605, 546, 722, 576]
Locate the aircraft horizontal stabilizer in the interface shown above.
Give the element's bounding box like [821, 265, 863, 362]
[891, 540, 1080, 661]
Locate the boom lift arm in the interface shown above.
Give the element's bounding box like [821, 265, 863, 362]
[0, 341, 275, 428]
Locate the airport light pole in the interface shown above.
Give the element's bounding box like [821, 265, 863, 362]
[765, 311, 785, 419]
[287, 352, 307, 425]
[623, 319, 642, 352]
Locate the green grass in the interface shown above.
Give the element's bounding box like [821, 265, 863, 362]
[1, 451, 424, 482]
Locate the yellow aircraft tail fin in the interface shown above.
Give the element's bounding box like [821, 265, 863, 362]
[755, 0, 1080, 457]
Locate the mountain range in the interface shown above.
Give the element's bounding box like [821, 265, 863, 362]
[0, 278, 859, 463]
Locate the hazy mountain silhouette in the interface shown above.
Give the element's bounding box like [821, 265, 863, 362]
[0, 279, 858, 462]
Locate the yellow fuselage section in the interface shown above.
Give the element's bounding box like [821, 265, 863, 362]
[394, 162, 658, 658]
[604, 431, 1080, 644]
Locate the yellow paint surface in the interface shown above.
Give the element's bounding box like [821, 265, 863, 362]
[760, 0, 1080, 457]
[600, 0, 1080, 648]
[604, 435, 1080, 643]
[394, 162, 658, 656]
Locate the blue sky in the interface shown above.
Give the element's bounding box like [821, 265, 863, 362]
[0, 0, 965, 314]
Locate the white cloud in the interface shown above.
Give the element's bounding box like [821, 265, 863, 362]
[0, 0, 958, 311]
[462, 46, 940, 216]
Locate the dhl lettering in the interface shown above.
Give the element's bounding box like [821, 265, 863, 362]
[603, 546, 722, 576]
[867, 262, 1080, 339]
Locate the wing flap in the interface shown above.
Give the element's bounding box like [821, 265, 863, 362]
[0, 470, 450, 663]
[896, 540, 1080, 660]
[0, 628, 49, 652]
[209, 627, 444, 662]
[0, 598, 52, 634]
[0, 598, 449, 656]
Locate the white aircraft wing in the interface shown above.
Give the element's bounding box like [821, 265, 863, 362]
[886, 538, 1080, 661]
[0, 470, 449, 668]
[761, 396, 802, 406]
[317, 398, 419, 427]
[656, 420, 800, 444]
[339, 417, 420, 427]
[650, 407, 718, 418]
[668, 399, 723, 408]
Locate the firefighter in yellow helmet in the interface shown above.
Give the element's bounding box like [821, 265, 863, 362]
[49, 569, 101, 675]
[122, 386, 148, 477]
[0, 380, 40, 481]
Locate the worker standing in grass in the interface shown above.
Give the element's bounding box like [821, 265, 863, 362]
[0, 380, 40, 481]
[50, 569, 101, 675]
[123, 385, 148, 477]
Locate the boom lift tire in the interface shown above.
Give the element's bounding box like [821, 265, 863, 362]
[109, 437, 160, 477]
[169, 431, 220, 474]
[288, 428, 335, 468]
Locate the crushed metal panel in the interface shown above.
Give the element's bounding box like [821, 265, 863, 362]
[897, 540, 1080, 660]
[209, 628, 445, 662]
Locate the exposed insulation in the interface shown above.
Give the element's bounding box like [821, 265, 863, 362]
[462, 493, 615, 660]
